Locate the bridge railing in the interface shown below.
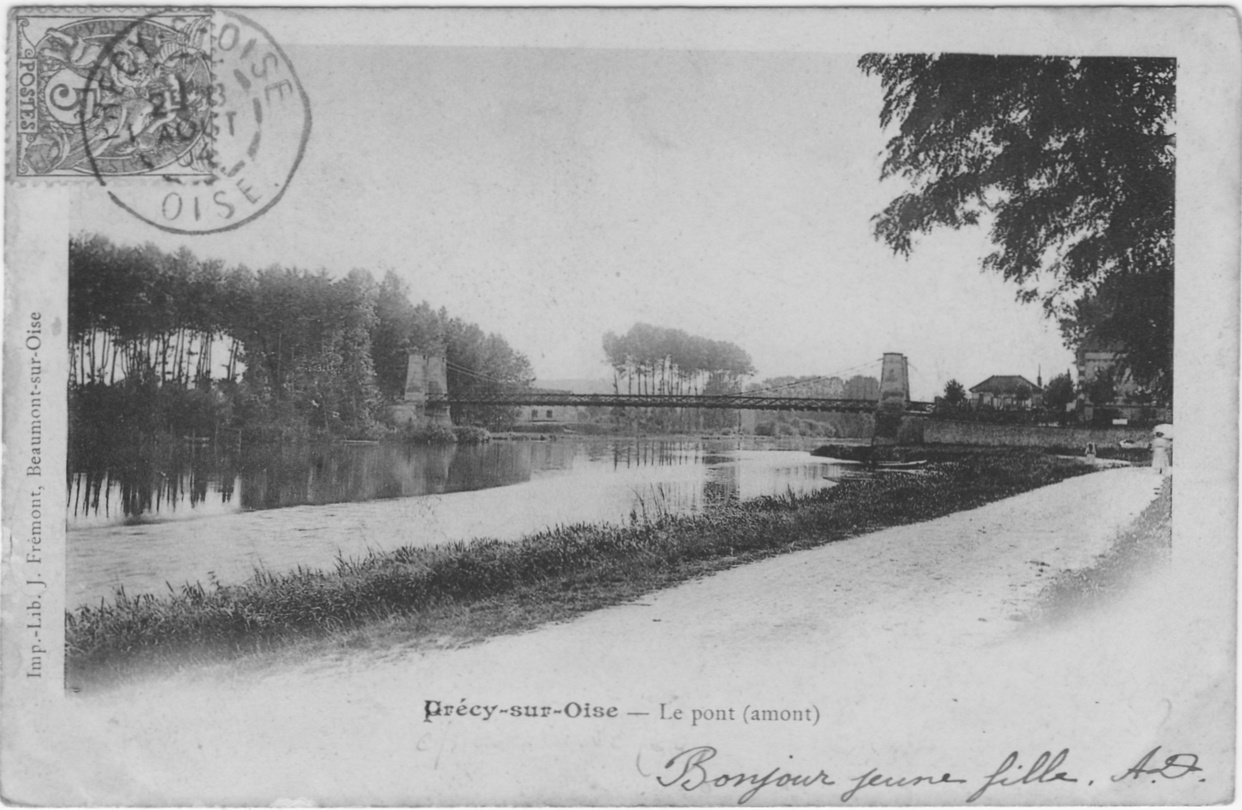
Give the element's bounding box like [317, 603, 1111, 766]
[427, 392, 932, 414]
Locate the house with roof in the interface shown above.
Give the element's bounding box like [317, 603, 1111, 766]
[514, 389, 582, 427]
[1073, 336, 1172, 424]
[1075, 335, 1143, 402]
[969, 375, 1044, 410]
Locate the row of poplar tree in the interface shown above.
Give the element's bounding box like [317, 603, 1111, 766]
[601, 323, 755, 397]
[69, 234, 534, 442]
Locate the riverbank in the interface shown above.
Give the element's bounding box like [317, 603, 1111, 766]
[68, 438, 846, 606]
[67, 450, 1095, 687]
[46, 467, 1191, 806]
[812, 441, 1152, 464]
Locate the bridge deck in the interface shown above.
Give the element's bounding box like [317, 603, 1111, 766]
[428, 392, 932, 413]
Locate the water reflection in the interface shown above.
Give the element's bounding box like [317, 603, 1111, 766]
[69, 442, 241, 526]
[69, 442, 524, 526]
[67, 437, 858, 606]
[73, 439, 823, 526]
[611, 441, 707, 471]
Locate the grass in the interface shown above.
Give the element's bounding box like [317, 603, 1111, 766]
[66, 451, 1095, 688]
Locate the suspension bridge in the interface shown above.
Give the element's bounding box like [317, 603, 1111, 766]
[392, 352, 933, 427]
[430, 391, 902, 413]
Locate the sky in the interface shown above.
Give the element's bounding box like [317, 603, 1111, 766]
[74, 41, 1076, 401]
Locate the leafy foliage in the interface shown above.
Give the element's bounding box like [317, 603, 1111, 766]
[1043, 372, 1076, 413]
[368, 271, 533, 426]
[858, 54, 1174, 401]
[442, 317, 534, 427]
[1081, 367, 1118, 406]
[602, 323, 754, 395]
[69, 234, 534, 444]
[743, 374, 880, 401]
[602, 323, 755, 430]
[943, 379, 967, 405]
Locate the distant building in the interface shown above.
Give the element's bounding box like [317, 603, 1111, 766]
[843, 375, 881, 400]
[515, 389, 581, 426]
[1075, 336, 1142, 402]
[969, 375, 1044, 410]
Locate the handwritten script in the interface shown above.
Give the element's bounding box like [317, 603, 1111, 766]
[648, 745, 1203, 805]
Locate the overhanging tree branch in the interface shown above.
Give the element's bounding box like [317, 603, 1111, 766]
[859, 53, 1174, 402]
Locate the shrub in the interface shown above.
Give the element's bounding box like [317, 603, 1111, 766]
[453, 426, 492, 444]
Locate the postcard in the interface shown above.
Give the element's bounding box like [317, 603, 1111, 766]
[2, 6, 1237, 805]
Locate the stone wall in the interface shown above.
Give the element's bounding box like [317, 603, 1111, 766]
[924, 419, 1153, 448]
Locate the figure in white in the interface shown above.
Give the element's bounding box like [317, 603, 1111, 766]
[1151, 426, 1172, 474]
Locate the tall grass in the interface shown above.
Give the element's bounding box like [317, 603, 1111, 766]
[67, 452, 1093, 683]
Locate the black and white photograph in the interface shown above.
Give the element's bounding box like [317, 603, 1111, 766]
[2, 6, 1237, 805]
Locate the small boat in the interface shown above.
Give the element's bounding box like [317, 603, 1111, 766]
[875, 459, 928, 469]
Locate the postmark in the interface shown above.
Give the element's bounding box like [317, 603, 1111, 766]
[10, 8, 311, 233]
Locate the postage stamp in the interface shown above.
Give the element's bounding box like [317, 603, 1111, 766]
[13, 10, 215, 178]
[10, 8, 311, 233]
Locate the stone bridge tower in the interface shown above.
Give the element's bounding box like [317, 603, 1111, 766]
[389, 352, 452, 427]
[878, 352, 910, 411]
[874, 352, 910, 444]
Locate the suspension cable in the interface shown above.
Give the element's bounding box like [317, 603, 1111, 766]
[746, 357, 882, 395]
[445, 355, 887, 397]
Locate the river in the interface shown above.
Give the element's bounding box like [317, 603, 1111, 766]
[67, 436, 867, 608]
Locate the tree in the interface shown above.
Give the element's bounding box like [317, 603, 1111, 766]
[943, 379, 967, 406]
[1081, 368, 1117, 406]
[1043, 372, 1076, 414]
[602, 324, 755, 430]
[370, 271, 422, 400]
[858, 54, 1174, 403]
[68, 234, 536, 439]
[601, 324, 754, 398]
[1059, 267, 1171, 402]
[843, 375, 880, 401]
[443, 315, 534, 427]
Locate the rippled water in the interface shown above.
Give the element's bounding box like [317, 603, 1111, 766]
[67, 436, 863, 607]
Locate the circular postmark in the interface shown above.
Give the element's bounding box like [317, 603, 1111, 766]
[82, 10, 311, 234]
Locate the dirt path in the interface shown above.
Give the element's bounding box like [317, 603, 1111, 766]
[26, 467, 1228, 806]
